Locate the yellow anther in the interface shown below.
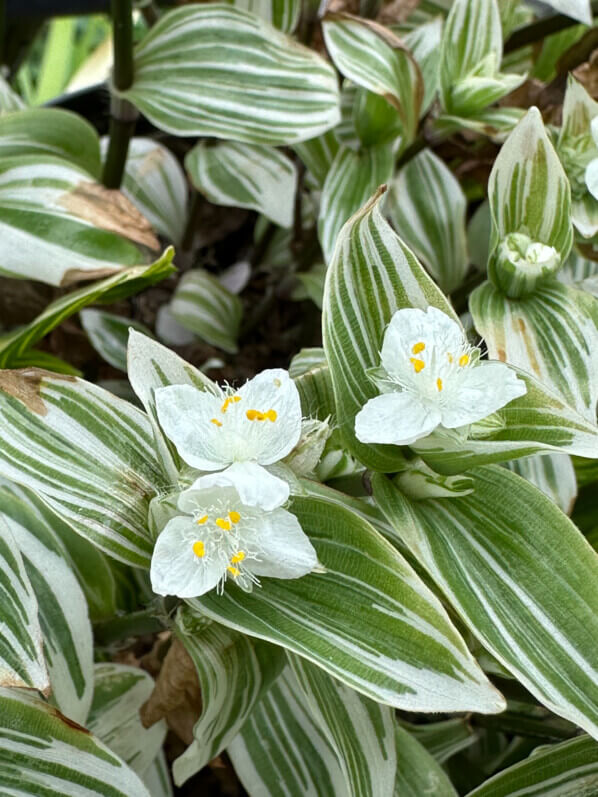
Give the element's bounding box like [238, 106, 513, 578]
[436, 378, 443, 392]
[227, 566, 240, 578]
[221, 395, 241, 413]
[233, 395, 241, 403]
[231, 551, 245, 564]
[265, 409, 277, 422]
[246, 409, 260, 421]
[410, 358, 425, 373]
[246, 408, 277, 422]
[229, 511, 241, 524]
[412, 341, 426, 354]
[448, 353, 454, 363]
[216, 517, 231, 531]
[459, 354, 470, 367]
[196, 515, 208, 525]
[192, 541, 205, 558]
[211, 418, 222, 427]
[274, 378, 282, 387]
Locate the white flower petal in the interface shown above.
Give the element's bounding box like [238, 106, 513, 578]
[150, 516, 224, 598]
[246, 507, 317, 579]
[234, 369, 302, 464]
[192, 461, 289, 511]
[355, 392, 441, 446]
[440, 361, 527, 428]
[591, 115, 598, 147]
[155, 384, 230, 470]
[585, 157, 598, 201]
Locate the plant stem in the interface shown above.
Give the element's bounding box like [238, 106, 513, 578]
[94, 607, 166, 646]
[102, 0, 137, 189]
[504, 1, 598, 54]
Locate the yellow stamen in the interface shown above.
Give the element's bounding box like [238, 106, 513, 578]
[412, 341, 425, 354]
[211, 418, 222, 427]
[196, 515, 208, 525]
[448, 353, 454, 363]
[231, 551, 245, 564]
[274, 378, 282, 387]
[221, 395, 241, 413]
[265, 409, 277, 422]
[459, 354, 470, 367]
[246, 408, 277, 422]
[410, 358, 425, 373]
[227, 566, 240, 577]
[246, 409, 260, 421]
[229, 511, 241, 524]
[192, 541, 205, 558]
[216, 517, 231, 531]
[436, 378, 443, 392]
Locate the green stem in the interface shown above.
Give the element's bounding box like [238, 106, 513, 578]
[504, 1, 598, 54]
[102, 0, 137, 189]
[93, 607, 166, 646]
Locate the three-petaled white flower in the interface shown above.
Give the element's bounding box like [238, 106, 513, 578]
[355, 307, 527, 447]
[155, 369, 301, 511]
[150, 476, 317, 598]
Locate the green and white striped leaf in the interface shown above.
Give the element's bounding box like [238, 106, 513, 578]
[228, 667, 348, 796]
[294, 130, 340, 189]
[470, 280, 598, 421]
[186, 140, 297, 228]
[102, 137, 188, 245]
[120, 5, 340, 144]
[0, 489, 93, 724]
[0, 108, 101, 177]
[319, 143, 394, 263]
[294, 359, 336, 421]
[393, 723, 458, 796]
[169, 269, 243, 353]
[143, 750, 173, 797]
[0, 371, 165, 567]
[0, 514, 48, 692]
[322, 14, 423, 146]
[172, 607, 284, 786]
[388, 149, 468, 293]
[439, 0, 523, 117]
[193, 494, 504, 714]
[0, 250, 174, 368]
[399, 718, 476, 764]
[229, 0, 300, 32]
[435, 106, 524, 139]
[467, 735, 598, 796]
[80, 310, 154, 373]
[373, 465, 598, 739]
[289, 347, 327, 379]
[288, 654, 397, 797]
[322, 188, 455, 472]
[0, 77, 25, 113]
[0, 155, 156, 286]
[403, 17, 442, 114]
[87, 663, 167, 777]
[412, 368, 598, 475]
[0, 479, 117, 623]
[541, 0, 592, 25]
[505, 453, 577, 515]
[0, 687, 150, 796]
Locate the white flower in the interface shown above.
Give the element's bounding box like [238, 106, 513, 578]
[355, 307, 527, 447]
[150, 479, 317, 598]
[585, 116, 598, 199]
[155, 369, 301, 511]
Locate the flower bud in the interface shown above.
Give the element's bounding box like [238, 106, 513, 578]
[489, 232, 561, 298]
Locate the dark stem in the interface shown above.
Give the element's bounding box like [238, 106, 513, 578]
[102, 0, 137, 189]
[504, 1, 598, 54]
[93, 607, 166, 646]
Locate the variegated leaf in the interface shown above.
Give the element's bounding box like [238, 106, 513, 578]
[322, 13, 423, 145]
[470, 280, 598, 421]
[102, 137, 188, 245]
[289, 653, 397, 797]
[393, 723, 458, 796]
[172, 607, 284, 785]
[143, 750, 173, 797]
[193, 494, 504, 714]
[0, 688, 150, 796]
[0, 250, 174, 368]
[228, 667, 348, 796]
[229, 0, 300, 32]
[87, 663, 167, 777]
[120, 5, 340, 144]
[0, 488, 93, 724]
[294, 130, 340, 189]
[541, 0, 592, 24]
[169, 269, 243, 353]
[388, 149, 468, 293]
[373, 465, 598, 739]
[399, 718, 476, 764]
[322, 188, 455, 472]
[80, 310, 154, 373]
[0, 77, 25, 113]
[505, 453, 577, 515]
[0, 514, 47, 693]
[0, 370, 165, 567]
[318, 144, 394, 263]
[186, 140, 297, 228]
[403, 17, 442, 114]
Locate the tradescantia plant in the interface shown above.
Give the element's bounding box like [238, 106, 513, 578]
[1, 0, 598, 794]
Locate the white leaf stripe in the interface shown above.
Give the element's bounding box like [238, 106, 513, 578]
[294, 130, 339, 189]
[194, 495, 504, 714]
[170, 269, 243, 353]
[80, 310, 153, 373]
[373, 466, 598, 739]
[231, 0, 300, 33]
[0, 515, 48, 693]
[121, 5, 340, 144]
[172, 609, 284, 786]
[0, 688, 150, 796]
[228, 667, 348, 797]
[322, 188, 455, 471]
[186, 140, 297, 228]
[399, 718, 475, 764]
[0, 373, 165, 567]
[505, 453, 577, 515]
